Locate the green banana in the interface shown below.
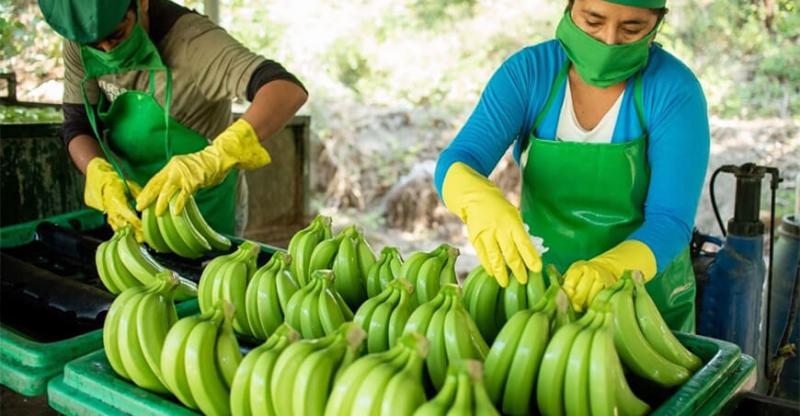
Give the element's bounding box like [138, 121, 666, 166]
[633, 278, 702, 371]
[198, 251, 235, 313]
[483, 309, 534, 404]
[354, 281, 395, 328]
[96, 239, 121, 294]
[403, 288, 446, 336]
[289, 215, 332, 286]
[184, 307, 230, 416]
[161, 315, 204, 410]
[156, 204, 201, 258]
[245, 325, 300, 416]
[416, 255, 445, 305]
[468, 271, 501, 343]
[255, 264, 284, 337]
[184, 196, 231, 251]
[379, 333, 429, 416]
[501, 309, 552, 416]
[320, 289, 348, 334]
[105, 235, 141, 291]
[103, 286, 144, 379]
[116, 226, 160, 286]
[350, 346, 411, 415]
[589, 312, 617, 416]
[537, 308, 597, 416]
[142, 206, 171, 253]
[425, 293, 452, 390]
[367, 290, 401, 353]
[135, 272, 179, 388]
[333, 234, 366, 310]
[609, 325, 651, 416]
[366, 246, 403, 298]
[387, 280, 415, 347]
[117, 285, 169, 393]
[308, 234, 344, 275]
[221, 261, 252, 336]
[354, 230, 377, 280]
[300, 280, 326, 338]
[502, 277, 528, 321]
[563, 311, 604, 416]
[273, 254, 300, 311]
[216, 305, 243, 389]
[169, 196, 212, 255]
[610, 280, 691, 387]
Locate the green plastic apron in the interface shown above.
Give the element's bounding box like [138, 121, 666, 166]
[519, 61, 696, 332]
[79, 30, 237, 235]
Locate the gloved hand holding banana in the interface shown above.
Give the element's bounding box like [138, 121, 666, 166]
[563, 240, 657, 311]
[443, 162, 542, 288]
[136, 118, 271, 216]
[85, 157, 144, 241]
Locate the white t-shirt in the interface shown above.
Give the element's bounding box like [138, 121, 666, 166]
[556, 81, 624, 143]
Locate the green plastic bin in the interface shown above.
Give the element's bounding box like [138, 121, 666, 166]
[47, 330, 754, 416]
[0, 210, 204, 396]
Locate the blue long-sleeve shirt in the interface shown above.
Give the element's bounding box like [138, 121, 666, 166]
[435, 40, 710, 271]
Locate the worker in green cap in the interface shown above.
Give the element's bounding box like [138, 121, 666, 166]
[435, 0, 709, 331]
[38, 0, 308, 240]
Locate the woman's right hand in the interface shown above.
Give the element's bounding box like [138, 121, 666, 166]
[442, 162, 542, 287]
[84, 157, 143, 241]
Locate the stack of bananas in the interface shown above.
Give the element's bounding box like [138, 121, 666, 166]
[142, 196, 231, 258]
[326, 332, 429, 416]
[230, 324, 301, 416]
[462, 264, 551, 342]
[398, 244, 460, 305]
[536, 303, 646, 416]
[243, 252, 299, 340]
[271, 322, 367, 416]
[607, 274, 700, 386]
[365, 246, 404, 298]
[306, 225, 376, 310]
[414, 359, 499, 416]
[403, 284, 489, 390]
[160, 302, 242, 416]
[103, 270, 179, 394]
[284, 270, 355, 338]
[96, 225, 198, 299]
[354, 278, 416, 353]
[197, 241, 260, 336]
[287, 215, 333, 286]
[484, 277, 573, 415]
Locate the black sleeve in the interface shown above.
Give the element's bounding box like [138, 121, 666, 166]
[62, 103, 101, 147]
[245, 60, 307, 102]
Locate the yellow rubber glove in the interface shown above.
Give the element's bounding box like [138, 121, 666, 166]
[443, 162, 542, 287]
[136, 119, 270, 216]
[563, 240, 657, 311]
[84, 157, 143, 241]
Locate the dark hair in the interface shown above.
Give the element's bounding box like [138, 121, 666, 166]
[566, 0, 669, 20]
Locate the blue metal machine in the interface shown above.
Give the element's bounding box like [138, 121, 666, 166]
[694, 163, 798, 399]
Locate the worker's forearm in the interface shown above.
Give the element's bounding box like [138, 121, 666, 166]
[68, 134, 104, 174]
[241, 80, 308, 142]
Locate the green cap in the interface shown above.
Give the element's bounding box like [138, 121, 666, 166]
[605, 0, 666, 8]
[38, 0, 131, 44]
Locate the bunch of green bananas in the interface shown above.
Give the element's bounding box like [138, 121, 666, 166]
[142, 195, 231, 258]
[103, 270, 180, 394]
[230, 324, 301, 416]
[365, 246, 404, 298]
[398, 244, 459, 306]
[284, 270, 355, 339]
[605, 274, 699, 387]
[354, 278, 416, 353]
[462, 264, 551, 343]
[414, 359, 499, 416]
[197, 241, 261, 336]
[325, 332, 429, 416]
[537, 302, 649, 416]
[484, 279, 573, 415]
[403, 284, 489, 390]
[243, 252, 299, 340]
[271, 322, 367, 416]
[96, 225, 197, 299]
[160, 302, 243, 416]
[307, 225, 376, 310]
[287, 215, 333, 286]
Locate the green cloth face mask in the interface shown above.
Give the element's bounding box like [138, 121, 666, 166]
[556, 11, 659, 88]
[79, 20, 162, 72]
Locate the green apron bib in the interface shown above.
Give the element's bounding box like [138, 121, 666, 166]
[519, 61, 696, 332]
[79, 26, 237, 235]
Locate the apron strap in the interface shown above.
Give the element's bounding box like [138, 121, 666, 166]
[531, 60, 571, 134]
[161, 68, 173, 161]
[633, 71, 648, 138]
[80, 78, 137, 202]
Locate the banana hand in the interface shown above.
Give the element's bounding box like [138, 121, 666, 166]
[563, 240, 657, 311]
[85, 157, 143, 241]
[136, 119, 270, 216]
[443, 162, 541, 287]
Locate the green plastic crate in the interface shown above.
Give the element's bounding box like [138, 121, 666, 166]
[47, 331, 753, 416]
[0, 210, 205, 396]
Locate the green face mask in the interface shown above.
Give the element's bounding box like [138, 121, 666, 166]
[556, 11, 658, 88]
[79, 18, 164, 74]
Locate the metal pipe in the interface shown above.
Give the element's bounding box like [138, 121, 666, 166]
[204, 0, 219, 23]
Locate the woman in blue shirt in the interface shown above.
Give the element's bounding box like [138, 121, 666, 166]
[436, 0, 709, 331]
